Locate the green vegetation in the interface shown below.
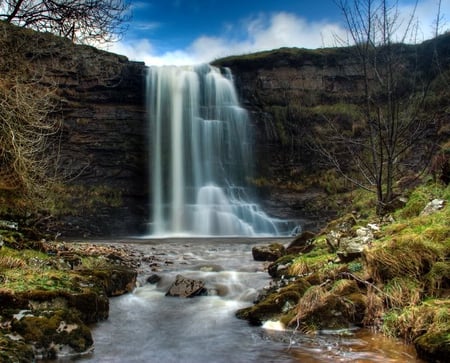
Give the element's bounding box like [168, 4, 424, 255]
[238, 181, 449, 361]
[0, 238, 137, 360]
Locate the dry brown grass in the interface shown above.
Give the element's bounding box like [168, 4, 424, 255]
[363, 286, 385, 327]
[383, 277, 423, 309]
[363, 238, 444, 282]
[0, 255, 26, 269]
[383, 300, 450, 342]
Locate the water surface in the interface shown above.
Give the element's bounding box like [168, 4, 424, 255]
[65, 238, 422, 362]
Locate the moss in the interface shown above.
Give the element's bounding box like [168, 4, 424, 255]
[0, 331, 34, 363]
[425, 261, 450, 295]
[11, 309, 93, 354]
[46, 184, 123, 216]
[395, 183, 450, 219]
[414, 330, 450, 362]
[382, 299, 450, 343]
[236, 279, 310, 326]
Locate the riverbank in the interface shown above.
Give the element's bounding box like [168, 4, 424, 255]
[236, 183, 449, 363]
[0, 239, 143, 361]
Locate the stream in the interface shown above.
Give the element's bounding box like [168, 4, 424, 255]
[66, 238, 422, 362]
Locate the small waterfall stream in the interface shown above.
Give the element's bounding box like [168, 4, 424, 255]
[71, 239, 422, 363]
[147, 65, 293, 237]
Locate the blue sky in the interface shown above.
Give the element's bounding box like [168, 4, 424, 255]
[108, 0, 450, 65]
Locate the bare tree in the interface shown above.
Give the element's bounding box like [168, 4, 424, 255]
[0, 79, 60, 194]
[0, 21, 61, 204]
[313, 0, 439, 214]
[0, 0, 130, 44]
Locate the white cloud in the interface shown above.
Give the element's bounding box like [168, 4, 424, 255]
[399, 0, 450, 40]
[110, 12, 347, 65]
[108, 3, 450, 66]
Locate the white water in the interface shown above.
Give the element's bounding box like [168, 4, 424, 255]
[147, 65, 293, 237]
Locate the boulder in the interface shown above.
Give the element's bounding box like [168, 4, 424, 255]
[336, 227, 374, 263]
[286, 231, 315, 254]
[10, 309, 93, 359]
[166, 275, 207, 298]
[146, 274, 161, 284]
[420, 199, 446, 216]
[252, 243, 286, 261]
[415, 330, 450, 363]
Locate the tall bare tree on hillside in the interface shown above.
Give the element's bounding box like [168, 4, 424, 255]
[314, 0, 440, 214]
[0, 0, 130, 44]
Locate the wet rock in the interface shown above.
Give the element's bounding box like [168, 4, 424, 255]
[252, 243, 286, 261]
[236, 279, 310, 326]
[286, 231, 315, 254]
[146, 274, 161, 284]
[166, 275, 207, 298]
[414, 329, 450, 362]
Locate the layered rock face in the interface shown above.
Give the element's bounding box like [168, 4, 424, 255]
[3, 24, 149, 236]
[213, 49, 365, 227]
[54, 51, 148, 236]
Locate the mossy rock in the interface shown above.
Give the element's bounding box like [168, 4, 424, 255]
[267, 254, 297, 278]
[11, 308, 93, 359]
[414, 329, 450, 363]
[287, 280, 367, 332]
[286, 231, 316, 254]
[252, 243, 286, 262]
[76, 266, 137, 296]
[0, 331, 34, 363]
[16, 289, 109, 324]
[322, 213, 357, 234]
[66, 291, 109, 323]
[236, 279, 310, 325]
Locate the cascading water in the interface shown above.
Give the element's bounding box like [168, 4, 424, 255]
[147, 65, 292, 237]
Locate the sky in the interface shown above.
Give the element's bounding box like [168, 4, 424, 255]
[107, 0, 450, 66]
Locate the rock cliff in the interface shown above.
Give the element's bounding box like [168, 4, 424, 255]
[0, 23, 148, 236]
[2, 23, 448, 236]
[213, 48, 366, 227]
[53, 44, 148, 236]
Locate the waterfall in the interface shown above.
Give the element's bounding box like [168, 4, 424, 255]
[147, 64, 291, 237]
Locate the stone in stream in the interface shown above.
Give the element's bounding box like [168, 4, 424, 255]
[252, 243, 286, 261]
[165, 274, 207, 298]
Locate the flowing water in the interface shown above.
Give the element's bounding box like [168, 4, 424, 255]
[67, 239, 423, 363]
[147, 65, 295, 237]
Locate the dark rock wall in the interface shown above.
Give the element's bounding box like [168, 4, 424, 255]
[213, 49, 365, 226]
[55, 54, 148, 237]
[11, 26, 150, 237]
